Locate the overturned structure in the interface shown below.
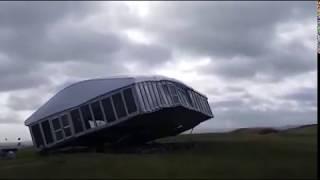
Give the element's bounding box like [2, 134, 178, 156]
[24, 76, 213, 152]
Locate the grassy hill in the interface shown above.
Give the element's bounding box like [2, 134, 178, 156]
[0, 124, 317, 179]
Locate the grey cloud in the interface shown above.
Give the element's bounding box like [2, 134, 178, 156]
[212, 99, 247, 110]
[211, 108, 317, 129]
[207, 99, 317, 130]
[201, 42, 316, 82]
[0, 64, 50, 92]
[0, 114, 21, 124]
[211, 92, 272, 111]
[282, 87, 317, 107]
[6, 94, 45, 111]
[0, 2, 96, 28]
[0, 19, 125, 64]
[0, 2, 103, 92]
[58, 60, 129, 79]
[0, 2, 172, 92]
[0, 74, 48, 92]
[143, 1, 314, 58]
[118, 42, 172, 66]
[208, 56, 257, 80]
[140, 2, 316, 82]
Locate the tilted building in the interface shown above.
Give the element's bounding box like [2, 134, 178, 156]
[24, 76, 213, 152]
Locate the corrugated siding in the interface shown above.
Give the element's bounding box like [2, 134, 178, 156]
[135, 81, 213, 117]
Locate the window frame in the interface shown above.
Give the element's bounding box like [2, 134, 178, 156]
[51, 116, 64, 143]
[90, 100, 106, 127]
[123, 87, 138, 114]
[40, 120, 54, 145]
[70, 108, 85, 135]
[161, 81, 172, 105]
[111, 92, 128, 120]
[168, 83, 179, 104]
[30, 124, 45, 149]
[101, 96, 117, 123]
[60, 114, 73, 138]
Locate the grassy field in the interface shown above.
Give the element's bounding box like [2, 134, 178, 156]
[0, 125, 317, 179]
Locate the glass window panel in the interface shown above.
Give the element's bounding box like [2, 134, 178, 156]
[168, 84, 179, 104]
[195, 93, 202, 111]
[112, 93, 127, 119]
[55, 131, 63, 141]
[176, 87, 193, 107]
[135, 85, 146, 112]
[177, 87, 188, 106]
[202, 97, 208, 113]
[187, 91, 195, 108]
[41, 120, 54, 144]
[64, 127, 72, 137]
[198, 95, 204, 112]
[162, 82, 172, 104]
[193, 92, 201, 110]
[123, 88, 137, 114]
[203, 97, 210, 114]
[52, 118, 61, 130]
[206, 101, 212, 114]
[101, 97, 116, 123]
[182, 92, 189, 106]
[177, 89, 185, 105]
[190, 91, 196, 108]
[80, 104, 95, 129]
[156, 82, 166, 105]
[91, 101, 105, 126]
[147, 82, 158, 108]
[70, 109, 84, 134]
[143, 82, 154, 109]
[61, 115, 69, 127]
[191, 91, 199, 109]
[151, 83, 161, 107]
[31, 124, 44, 148]
[145, 82, 157, 108]
[139, 83, 150, 110]
[185, 90, 194, 107]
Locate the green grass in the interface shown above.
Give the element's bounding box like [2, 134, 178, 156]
[0, 125, 317, 179]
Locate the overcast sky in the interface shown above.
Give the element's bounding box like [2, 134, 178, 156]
[0, 1, 317, 141]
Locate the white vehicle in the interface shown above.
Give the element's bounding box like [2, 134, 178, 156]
[0, 140, 21, 159]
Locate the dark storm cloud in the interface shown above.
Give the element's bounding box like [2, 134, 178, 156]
[0, 73, 48, 92]
[0, 2, 99, 92]
[0, 2, 123, 63]
[202, 44, 316, 82]
[0, 2, 95, 28]
[0, 59, 50, 91]
[144, 1, 314, 58]
[141, 1, 316, 81]
[0, 2, 172, 92]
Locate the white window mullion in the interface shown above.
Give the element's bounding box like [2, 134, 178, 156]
[99, 100, 108, 124]
[89, 104, 98, 128]
[120, 90, 129, 116]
